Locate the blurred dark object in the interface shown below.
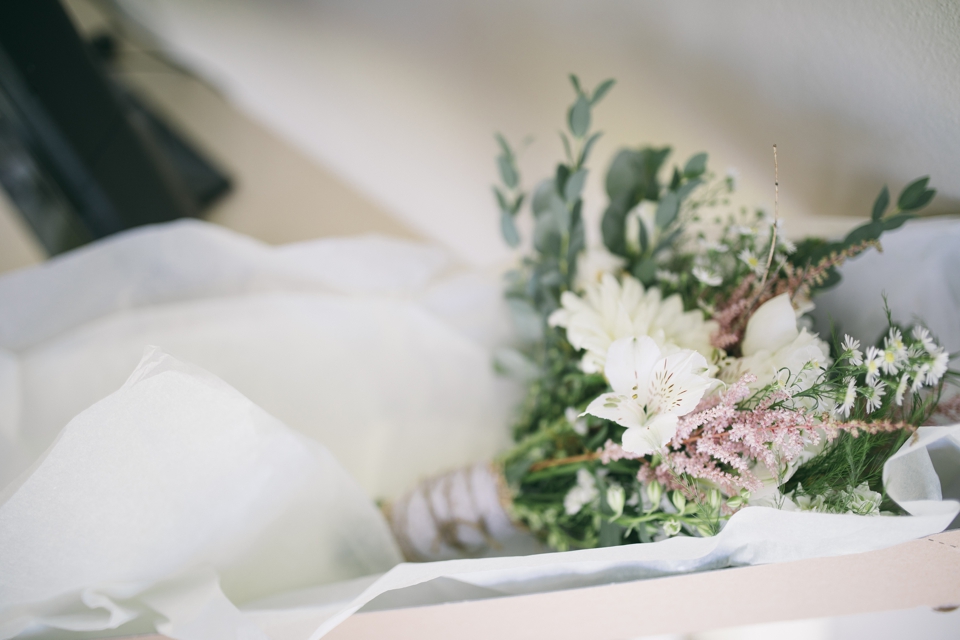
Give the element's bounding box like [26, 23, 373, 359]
[0, 0, 231, 255]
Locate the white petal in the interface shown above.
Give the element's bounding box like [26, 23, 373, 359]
[741, 293, 799, 357]
[621, 414, 679, 456]
[604, 336, 662, 394]
[583, 392, 645, 429]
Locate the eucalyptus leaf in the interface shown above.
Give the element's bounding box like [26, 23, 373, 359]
[844, 219, 884, 246]
[511, 193, 525, 215]
[498, 155, 518, 189]
[555, 164, 571, 196]
[532, 179, 557, 216]
[564, 169, 588, 202]
[655, 191, 680, 229]
[579, 131, 603, 166]
[677, 178, 703, 202]
[882, 212, 914, 231]
[590, 78, 616, 105]
[669, 167, 682, 191]
[568, 94, 591, 138]
[683, 152, 708, 178]
[534, 206, 564, 255]
[500, 209, 521, 247]
[601, 201, 628, 257]
[897, 176, 933, 210]
[494, 133, 513, 160]
[569, 73, 582, 95]
[493, 187, 509, 212]
[871, 185, 889, 221]
[605, 149, 643, 201]
[559, 131, 573, 164]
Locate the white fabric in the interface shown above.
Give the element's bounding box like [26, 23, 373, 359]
[0, 220, 520, 498]
[1, 219, 959, 639]
[812, 216, 960, 353]
[0, 348, 401, 639]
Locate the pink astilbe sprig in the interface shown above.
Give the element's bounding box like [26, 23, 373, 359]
[657, 374, 821, 495]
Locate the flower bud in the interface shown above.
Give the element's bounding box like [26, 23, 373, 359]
[646, 479, 663, 507]
[662, 519, 682, 537]
[606, 484, 626, 519]
[708, 489, 722, 511]
[671, 490, 687, 513]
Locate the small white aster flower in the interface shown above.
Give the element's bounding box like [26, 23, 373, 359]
[880, 347, 901, 376]
[911, 363, 930, 392]
[692, 265, 722, 286]
[885, 328, 907, 358]
[655, 269, 680, 285]
[911, 326, 937, 354]
[836, 377, 857, 418]
[861, 380, 886, 414]
[841, 335, 863, 366]
[926, 349, 950, 386]
[778, 237, 797, 254]
[895, 373, 910, 406]
[725, 167, 739, 191]
[864, 346, 883, 385]
[738, 248, 763, 274]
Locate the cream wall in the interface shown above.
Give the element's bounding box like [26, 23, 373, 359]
[116, 0, 960, 266]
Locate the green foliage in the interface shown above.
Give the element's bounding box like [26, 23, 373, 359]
[790, 178, 936, 293]
[784, 431, 911, 513]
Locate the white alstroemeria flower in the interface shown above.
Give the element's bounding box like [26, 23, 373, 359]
[722, 294, 831, 404]
[574, 246, 626, 291]
[841, 335, 863, 366]
[549, 273, 717, 374]
[583, 336, 715, 456]
[564, 468, 599, 516]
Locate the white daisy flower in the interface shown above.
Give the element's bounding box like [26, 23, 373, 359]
[841, 335, 863, 366]
[692, 265, 722, 286]
[911, 326, 937, 354]
[836, 377, 857, 418]
[738, 248, 763, 274]
[885, 328, 907, 359]
[861, 380, 886, 414]
[864, 346, 883, 386]
[895, 373, 910, 406]
[880, 347, 901, 376]
[926, 350, 950, 386]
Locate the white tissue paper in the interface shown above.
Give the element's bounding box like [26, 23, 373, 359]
[2, 219, 959, 640]
[0, 221, 520, 498]
[0, 347, 401, 639]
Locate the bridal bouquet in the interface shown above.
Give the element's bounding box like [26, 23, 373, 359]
[388, 76, 954, 558]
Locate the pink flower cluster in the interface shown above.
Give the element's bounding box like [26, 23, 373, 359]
[642, 375, 819, 495]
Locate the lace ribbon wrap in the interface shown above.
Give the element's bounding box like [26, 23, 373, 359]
[384, 462, 518, 561]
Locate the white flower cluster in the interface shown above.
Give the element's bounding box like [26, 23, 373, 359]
[549, 273, 717, 374]
[794, 482, 883, 516]
[563, 468, 599, 516]
[835, 326, 949, 418]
